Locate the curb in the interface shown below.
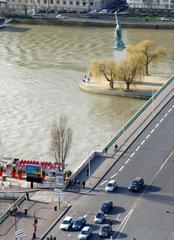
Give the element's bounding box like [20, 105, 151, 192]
[40, 203, 71, 240]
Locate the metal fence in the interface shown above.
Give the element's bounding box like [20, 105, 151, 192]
[0, 193, 26, 224]
[104, 74, 174, 152]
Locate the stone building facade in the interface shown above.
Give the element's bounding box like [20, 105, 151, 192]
[1, 0, 116, 13]
[127, 0, 174, 11]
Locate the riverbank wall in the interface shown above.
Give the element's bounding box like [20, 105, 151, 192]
[12, 17, 174, 29]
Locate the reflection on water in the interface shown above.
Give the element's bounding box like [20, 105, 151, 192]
[0, 24, 173, 171]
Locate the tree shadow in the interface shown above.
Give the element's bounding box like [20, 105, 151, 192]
[112, 231, 128, 239]
[110, 206, 125, 215]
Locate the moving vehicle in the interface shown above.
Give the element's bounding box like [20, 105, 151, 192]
[78, 226, 92, 239]
[99, 224, 112, 237]
[72, 216, 86, 230]
[0, 17, 12, 28]
[105, 180, 117, 192]
[100, 201, 113, 213]
[60, 216, 73, 230]
[89, 10, 97, 14]
[160, 17, 171, 21]
[94, 211, 105, 223]
[99, 9, 108, 14]
[128, 177, 144, 192]
[56, 15, 66, 19]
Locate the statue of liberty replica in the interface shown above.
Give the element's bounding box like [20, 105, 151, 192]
[114, 11, 125, 50]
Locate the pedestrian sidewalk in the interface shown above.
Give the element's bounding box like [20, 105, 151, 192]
[0, 190, 70, 240]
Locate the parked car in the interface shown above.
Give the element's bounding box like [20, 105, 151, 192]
[56, 8, 67, 13]
[78, 226, 92, 240]
[99, 9, 108, 14]
[72, 216, 86, 231]
[100, 201, 113, 213]
[94, 211, 105, 223]
[89, 10, 97, 14]
[60, 216, 73, 230]
[105, 179, 117, 192]
[128, 177, 144, 192]
[99, 224, 112, 237]
[160, 17, 171, 21]
[56, 15, 66, 19]
[48, 8, 55, 13]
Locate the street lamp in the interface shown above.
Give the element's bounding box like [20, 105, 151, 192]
[122, 107, 137, 144]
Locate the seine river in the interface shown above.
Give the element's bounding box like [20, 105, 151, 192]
[0, 24, 173, 171]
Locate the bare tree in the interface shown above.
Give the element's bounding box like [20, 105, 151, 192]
[50, 114, 73, 169]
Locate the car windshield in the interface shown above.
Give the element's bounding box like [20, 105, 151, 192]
[81, 230, 88, 234]
[62, 220, 70, 224]
[75, 219, 82, 226]
[102, 226, 109, 232]
[132, 180, 138, 186]
[96, 212, 103, 218]
[107, 183, 113, 187]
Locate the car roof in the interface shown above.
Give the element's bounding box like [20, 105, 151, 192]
[81, 226, 91, 231]
[64, 216, 72, 221]
[134, 177, 143, 181]
[103, 200, 112, 204]
[108, 180, 116, 184]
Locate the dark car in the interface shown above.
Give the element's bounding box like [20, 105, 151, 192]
[100, 201, 113, 213]
[128, 177, 144, 192]
[72, 216, 86, 231]
[99, 224, 112, 237]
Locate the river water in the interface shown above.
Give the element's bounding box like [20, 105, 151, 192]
[0, 24, 173, 171]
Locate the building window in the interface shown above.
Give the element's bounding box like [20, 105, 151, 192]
[50, 0, 53, 3]
[57, 0, 60, 3]
[18, 0, 21, 2]
[82, 1, 86, 5]
[76, 1, 79, 5]
[63, 0, 66, 4]
[70, 0, 73, 4]
[44, 0, 47, 3]
[37, 0, 40, 3]
[90, 1, 93, 6]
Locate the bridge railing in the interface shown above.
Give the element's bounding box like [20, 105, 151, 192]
[103, 74, 174, 152]
[0, 193, 26, 224]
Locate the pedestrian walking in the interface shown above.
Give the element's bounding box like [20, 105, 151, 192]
[114, 144, 118, 151]
[86, 168, 89, 177]
[82, 180, 85, 189]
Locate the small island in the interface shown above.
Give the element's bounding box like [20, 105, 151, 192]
[80, 39, 169, 100]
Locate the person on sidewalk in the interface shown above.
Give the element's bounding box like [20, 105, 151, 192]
[82, 180, 85, 189]
[114, 144, 118, 151]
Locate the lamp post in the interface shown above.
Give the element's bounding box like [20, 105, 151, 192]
[123, 107, 137, 144]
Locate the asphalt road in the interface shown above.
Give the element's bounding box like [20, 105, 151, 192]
[45, 96, 174, 240]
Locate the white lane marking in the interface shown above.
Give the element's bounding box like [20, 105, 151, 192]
[119, 166, 124, 172]
[111, 173, 118, 178]
[100, 180, 108, 186]
[160, 118, 164, 123]
[125, 159, 130, 164]
[146, 134, 150, 140]
[136, 146, 140, 151]
[155, 123, 159, 128]
[130, 152, 135, 158]
[115, 209, 133, 240]
[164, 113, 168, 118]
[116, 213, 121, 221]
[172, 105, 174, 108]
[168, 108, 172, 113]
[151, 129, 155, 134]
[67, 233, 72, 237]
[141, 140, 145, 145]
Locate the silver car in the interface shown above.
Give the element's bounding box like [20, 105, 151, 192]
[94, 211, 105, 223]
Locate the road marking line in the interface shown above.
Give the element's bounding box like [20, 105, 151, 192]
[136, 146, 140, 151]
[155, 123, 159, 128]
[164, 113, 168, 118]
[146, 134, 150, 140]
[151, 129, 155, 133]
[125, 159, 130, 164]
[119, 166, 124, 172]
[100, 180, 108, 186]
[160, 118, 164, 123]
[116, 213, 121, 221]
[172, 105, 174, 108]
[141, 140, 145, 145]
[111, 173, 118, 178]
[168, 108, 172, 113]
[130, 152, 135, 158]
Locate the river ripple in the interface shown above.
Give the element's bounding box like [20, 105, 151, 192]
[0, 24, 173, 171]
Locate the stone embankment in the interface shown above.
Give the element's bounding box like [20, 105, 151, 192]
[11, 16, 174, 29]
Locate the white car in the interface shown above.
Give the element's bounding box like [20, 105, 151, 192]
[94, 211, 105, 223]
[160, 17, 171, 21]
[60, 216, 73, 230]
[89, 10, 97, 14]
[56, 14, 66, 19]
[105, 179, 117, 192]
[99, 9, 108, 14]
[78, 226, 92, 240]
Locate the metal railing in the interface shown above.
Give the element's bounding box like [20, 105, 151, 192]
[104, 74, 174, 152]
[0, 193, 26, 224]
